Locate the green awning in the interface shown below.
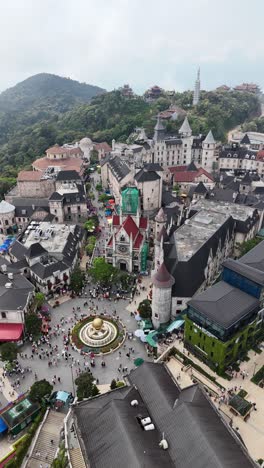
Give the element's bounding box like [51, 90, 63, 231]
[146, 331, 158, 348]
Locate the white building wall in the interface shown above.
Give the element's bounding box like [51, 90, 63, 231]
[152, 285, 172, 329]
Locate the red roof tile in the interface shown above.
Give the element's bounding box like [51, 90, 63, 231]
[17, 171, 42, 181]
[139, 217, 148, 229]
[122, 216, 139, 240]
[134, 232, 143, 248]
[94, 142, 112, 152]
[170, 167, 213, 183]
[113, 215, 120, 226]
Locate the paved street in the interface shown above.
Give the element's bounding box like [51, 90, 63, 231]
[0, 281, 151, 408]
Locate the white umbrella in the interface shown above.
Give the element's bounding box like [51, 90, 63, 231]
[135, 315, 142, 321]
[134, 329, 145, 338]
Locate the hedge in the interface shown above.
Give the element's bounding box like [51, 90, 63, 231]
[4, 407, 46, 468]
[251, 365, 264, 385]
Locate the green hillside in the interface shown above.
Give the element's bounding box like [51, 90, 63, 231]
[0, 82, 260, 180]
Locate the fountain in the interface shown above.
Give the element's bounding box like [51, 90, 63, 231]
[78, 316, 118, 348]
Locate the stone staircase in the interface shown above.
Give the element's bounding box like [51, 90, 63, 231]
[26, 410, 65, 467]
[69, 447, 86, 468]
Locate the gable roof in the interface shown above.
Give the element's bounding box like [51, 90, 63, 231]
[169, 166, 214, 183]
[26, 243, 47, 259]
[241, 133, 251, 144]
[135, 167, 160, 183]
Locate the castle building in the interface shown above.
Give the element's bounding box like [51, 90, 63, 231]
[193, 68, 201, 106]
[152, 115, 218, 171]
[105, 188, 148, 273]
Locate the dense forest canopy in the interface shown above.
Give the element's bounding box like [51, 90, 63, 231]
[0, 74, 260, 182]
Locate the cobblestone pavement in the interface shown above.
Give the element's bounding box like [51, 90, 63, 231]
[0, 282, 151, 408]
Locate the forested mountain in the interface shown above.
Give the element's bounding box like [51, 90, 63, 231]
[0, 73, 105, 112]
[0, 77, 260, 182]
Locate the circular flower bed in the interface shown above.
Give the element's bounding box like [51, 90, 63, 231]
[71, 315, 126, 355]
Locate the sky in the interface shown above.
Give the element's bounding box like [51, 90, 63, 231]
[0, 0, 263, 94]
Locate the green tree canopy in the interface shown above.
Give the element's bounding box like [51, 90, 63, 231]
[70, 267, 85, 293]
[138, 299, 152, 319]
[35, 292, 45, 309]
[236, 237, 262, 257]
[0, 342, 18, 362]
[110, 379, 117, 390]
[29, 379, 53, 402]
[25, 313, 42, 337]
[84, 219, 95, 232]
[90, 149, 99, 165]
[75, 372, 99, 400]
[89, 258, 117, 285]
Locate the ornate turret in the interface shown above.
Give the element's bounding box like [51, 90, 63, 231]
[179, 117, 192, 137]
[151, 262, 175, 329]
[155, 207, 167, 239]
[154, 115, 165, 142]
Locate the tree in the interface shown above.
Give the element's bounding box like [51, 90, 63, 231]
[75, 372, 99, 400]
[25, 313, 42, 337]
[98, 193, 109, 203]
[84, 219, 95, 232]
[173, 183, 180, 194]
[95, 183, 102, 192]
[236, 237, 262, 257]
[35, 292, 45, 309]
[138, 299, 152, 319]
[85, 236, 96, 255]
[70, 267, 85, 293]
[90, 149, 99, 165]
[89, 258, 117, 285]
[52, 446, 68, 468]
[110, 379, 117, 390]
[29, 379, 53, 402]
[0, 342, 18, 362]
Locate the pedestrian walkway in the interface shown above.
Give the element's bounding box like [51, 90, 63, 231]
[0, 368, 18, 402]
[26, 410, 65, 467]
[166, 340, 264, 461]
[69, 447, 86, 468]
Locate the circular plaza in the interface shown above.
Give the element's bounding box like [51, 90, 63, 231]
[71, 315, 126, 354]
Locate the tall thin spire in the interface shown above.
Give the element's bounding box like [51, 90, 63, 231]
[193, 67, 201, 106]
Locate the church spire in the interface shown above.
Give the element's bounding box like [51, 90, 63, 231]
[193, 67, 201, 106]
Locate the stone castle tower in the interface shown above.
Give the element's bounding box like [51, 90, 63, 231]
[201, 130, 216, 171]
[151, 262, 175, 330]
[193, 68, 201, 106]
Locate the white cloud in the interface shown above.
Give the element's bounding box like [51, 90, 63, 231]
[0, 0, 263, 93]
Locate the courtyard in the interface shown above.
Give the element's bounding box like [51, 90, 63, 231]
[0, 279, 151, 408]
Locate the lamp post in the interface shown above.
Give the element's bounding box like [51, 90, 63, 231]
[70, 364, 76, 397]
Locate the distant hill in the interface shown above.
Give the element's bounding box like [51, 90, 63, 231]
[0, 73, 105, 112]
[0, 80, 260, 181]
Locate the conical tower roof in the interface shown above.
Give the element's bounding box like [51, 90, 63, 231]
[155, 207, 167, 223]
[204, 130, 215, 144]
[241, 133, 251, 145]
[154, 115, 165, 131]
[152, 262, 175, 288]
[187, 161, 198, 171]
[179, 116, 192, 135]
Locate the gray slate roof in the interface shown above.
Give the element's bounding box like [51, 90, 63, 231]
[134, 167, 160, 182]
[108, 156, 130, 182]
[31, 258, 68, 279]
[0, 273, 33, 311]
[189, 280, 259, 328]
[223, 258, 264, 286]
[240, 239, 264, 272]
